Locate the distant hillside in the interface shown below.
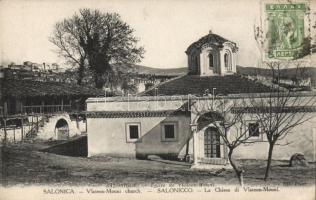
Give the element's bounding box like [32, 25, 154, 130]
[113, 63, 187, 76]
[237, 66, 316, 87]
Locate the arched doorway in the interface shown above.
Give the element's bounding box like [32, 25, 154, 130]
[194, 111, 228, 165]
[55, 118, 69, 140]
[204, 127, 221, 158]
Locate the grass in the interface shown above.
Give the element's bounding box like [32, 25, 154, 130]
[1, 142, 315, 186]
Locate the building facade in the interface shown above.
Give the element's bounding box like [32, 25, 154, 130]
[86, 32, 316, 167]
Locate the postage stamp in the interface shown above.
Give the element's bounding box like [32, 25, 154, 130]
[264, 2, 309, 60]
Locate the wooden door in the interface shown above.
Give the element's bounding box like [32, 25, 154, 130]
[204, 127, 221, 158]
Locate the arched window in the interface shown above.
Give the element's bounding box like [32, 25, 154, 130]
[208, 52, 214, 68]
[195, 55, 199, 67]
[224, 51, 232, 71]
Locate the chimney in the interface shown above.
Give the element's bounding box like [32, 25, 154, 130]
[209, 30, 212, 34]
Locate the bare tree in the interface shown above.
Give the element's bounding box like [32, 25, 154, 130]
[50, 8, 144, 88]
[192, 97, 257, 186]
[254, 12, 316, 180]
[50, 18, 88, 85]
[246, 62, 316, 181]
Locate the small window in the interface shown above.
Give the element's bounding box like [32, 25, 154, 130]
[224, 51, 232, 71]
[161, 122, 178, 141]
[209, 52, 214, 68]
[126, 123, 141, 142]
[248, 122, 260, 137]
[129, 125, 139, 139]
[164, 125, 175, 139]
[224, 53, 229, 68]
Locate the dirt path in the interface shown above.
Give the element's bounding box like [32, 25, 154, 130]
[1, 143, 315, 186]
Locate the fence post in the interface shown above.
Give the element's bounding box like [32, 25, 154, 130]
[4, 102, 7, 116]
[21, 117, 24, 141]
[36, 116, 39, 132]
[76, 114, 79, 129]
[3, 119, 7, 145]
[13, 126, 15, 142]
[85, 114, 88, 133]
[41, 100, 44, 114]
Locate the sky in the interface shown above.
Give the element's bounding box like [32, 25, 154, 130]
[0, 0, 315, 69]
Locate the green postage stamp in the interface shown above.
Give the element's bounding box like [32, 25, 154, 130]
[264, 2, 309, 60]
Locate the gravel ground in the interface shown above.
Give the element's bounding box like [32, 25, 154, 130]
[1, 142, 315, 186]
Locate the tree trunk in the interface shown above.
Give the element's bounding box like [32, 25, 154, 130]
[184, 137, 190, 162]
[94, 72, 105, 89]
[77, 63, 85, 85]
[228, 149, 243, 186]
[93, 61, 111, 89]
[264, 143, 274, 181]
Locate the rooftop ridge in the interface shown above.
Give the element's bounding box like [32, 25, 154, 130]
[140, 74, 277, 97]
[87, 90, 316, 103]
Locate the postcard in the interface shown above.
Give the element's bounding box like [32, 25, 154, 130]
[0, 0, 315, 199]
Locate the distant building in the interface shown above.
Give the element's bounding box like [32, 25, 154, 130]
[0, 69, 104, 115]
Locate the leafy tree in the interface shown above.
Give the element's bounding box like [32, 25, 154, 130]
[50, 8, 144, 88]
[312, 12, 316, 53]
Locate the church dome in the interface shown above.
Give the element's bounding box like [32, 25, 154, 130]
[186, 31, 238, 76]
[186, 32, 237, 54]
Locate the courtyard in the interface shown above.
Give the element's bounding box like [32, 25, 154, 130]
[0, 141, 315, 187]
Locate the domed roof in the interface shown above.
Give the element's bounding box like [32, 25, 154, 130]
[186, 32, 237, 54]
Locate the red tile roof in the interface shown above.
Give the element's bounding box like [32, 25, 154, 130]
[142, 75, 273, 96]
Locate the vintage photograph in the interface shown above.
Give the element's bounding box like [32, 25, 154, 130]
[0, 0, 315, 199]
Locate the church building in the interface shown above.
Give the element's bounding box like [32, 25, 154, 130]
[86, 32, 316, 168]
[186, 30, 238, 76]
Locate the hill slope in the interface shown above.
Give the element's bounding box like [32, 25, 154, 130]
[236, 66, 316, 87]
[113, 63, 187, 76]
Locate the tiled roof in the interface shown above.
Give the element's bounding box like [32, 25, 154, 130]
[85, 110, 190, 118]
[142, 75, 274, 96]
[232, 106, 316, 113]
[2, 79, 104, 98]
[186, 33, 236, 54]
